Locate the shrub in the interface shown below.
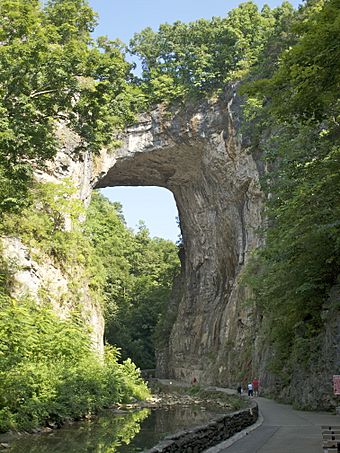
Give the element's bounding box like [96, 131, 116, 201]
[0, 296, 150, 432]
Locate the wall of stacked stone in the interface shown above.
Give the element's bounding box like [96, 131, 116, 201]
[145, 401, 258, 452]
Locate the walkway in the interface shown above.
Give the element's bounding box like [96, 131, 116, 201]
[208, 397, 340, 453]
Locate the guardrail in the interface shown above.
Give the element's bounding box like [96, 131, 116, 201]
[322, 425, 340, 453]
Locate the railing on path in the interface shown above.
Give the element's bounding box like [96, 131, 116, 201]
[322, 425, 340, 453]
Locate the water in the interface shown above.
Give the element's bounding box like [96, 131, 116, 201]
[4, 405, 225, 452]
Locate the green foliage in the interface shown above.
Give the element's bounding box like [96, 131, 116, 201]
[0, 179, 112, 328]
[85, 193, 180, 369]
[2, 0, 337, 421]
[130, 2, 294, 104]
[0, 296, 149, 432]
[188, 384, 202, 396]
[0, 0, 137, 156]
[0, 180, 155, 432]
[245, 0, 340, 122]
[241, 0, 340, 378]
[0, 0, 142, 218]
[0, 179, 90, 271]
[0, 163, 34, 216]
[0, 177, 180, 430]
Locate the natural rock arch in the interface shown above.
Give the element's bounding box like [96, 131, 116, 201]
[93, 87, 264, 385]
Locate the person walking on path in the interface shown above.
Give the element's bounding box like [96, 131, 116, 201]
[252, 378, 259, 396]
[247, 382, 253, 397]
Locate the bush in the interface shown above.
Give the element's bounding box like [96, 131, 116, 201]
[0, 296, 150, 432]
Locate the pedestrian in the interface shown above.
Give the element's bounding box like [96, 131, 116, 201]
[237, 384, 242, 395]
[247, 382, 253, 397]
[252, 378, 259, 397]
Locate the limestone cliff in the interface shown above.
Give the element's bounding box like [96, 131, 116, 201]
[1, 124, 104, 354]
[93, 86, 265, 385]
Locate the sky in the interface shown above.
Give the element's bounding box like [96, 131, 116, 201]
[89, 0, 300, 242]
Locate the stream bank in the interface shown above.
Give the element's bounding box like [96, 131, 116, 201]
[0, 383, 255, 452]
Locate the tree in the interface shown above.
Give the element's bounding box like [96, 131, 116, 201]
[0, 0, 140, 216]
[241, 0, 340, 378]
[245, 0, 340, 122]
[129, 2, 288, 103]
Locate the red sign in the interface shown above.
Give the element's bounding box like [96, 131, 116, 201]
[333, 375, 340, 395]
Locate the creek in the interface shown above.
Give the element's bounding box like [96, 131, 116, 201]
[4, 405, 225, 452]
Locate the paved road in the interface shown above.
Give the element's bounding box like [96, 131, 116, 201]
[213, 397, 340, 453]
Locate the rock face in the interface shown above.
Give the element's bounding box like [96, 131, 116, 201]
[265, 280, 340, 410]
[1, 236, 104, 354]
[1, 123, 104, 355]
[5, 86, 262, 383]
[94, 86, 265, 385]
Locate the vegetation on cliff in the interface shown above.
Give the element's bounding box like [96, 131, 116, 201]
[0, 295, 149, 432]
[240, 0, 340, 382]
[130, 1, 295, 103]
[0, 178, 179, 431]
[0, 182, 151, 432]
[0, 0, 179, 431]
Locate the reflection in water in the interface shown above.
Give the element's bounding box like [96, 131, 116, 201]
[7, 409, 150, 453]
[7, 406, 224, 452]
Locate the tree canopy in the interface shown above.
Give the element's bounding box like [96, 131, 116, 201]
[129, 1, 295, 103]
[0, 0, 140, 216]
[240, 0, 340, 379]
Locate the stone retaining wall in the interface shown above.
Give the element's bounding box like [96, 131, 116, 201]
[145, 401, 258, 452]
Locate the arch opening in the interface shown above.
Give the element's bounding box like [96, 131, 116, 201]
[89, 184, 182, 371]
[100, 186, 180, 243]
